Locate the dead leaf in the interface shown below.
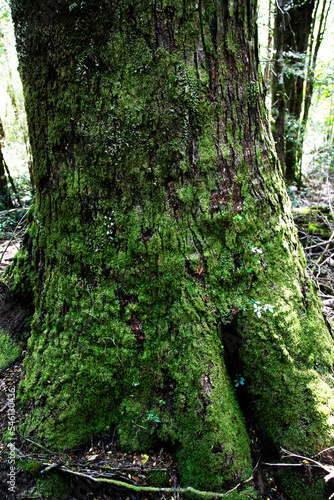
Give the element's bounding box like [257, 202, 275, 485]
[140, 454, 149, 466]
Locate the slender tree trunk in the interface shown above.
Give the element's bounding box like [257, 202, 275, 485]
[10, 0, 334, 492]
[0, 120, 13, 209]
[263, 0, 273, 88]
[271, 0, 287, 171]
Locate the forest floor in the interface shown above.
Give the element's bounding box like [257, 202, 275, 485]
[289, 169, 334, 325]
[1, 175, 334, 499]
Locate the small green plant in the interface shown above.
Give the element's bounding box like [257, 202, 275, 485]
[0, 329, 20, 369]
[250, 300, 275, 318]
[234, 374, 245, 387]
[3, 429, 13, 443]
[147, 412, 160, 423]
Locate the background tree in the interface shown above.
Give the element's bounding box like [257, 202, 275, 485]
[262, 0, 273, 87]
[9, 0, 334, 494]
[297, 0, 333, 172]
[271, 0, 315, 181]
[0, 0, 31, 190]
[271, 0, 332, 183]
[0, 119, 13, 209]
[303, 57, 334, 175]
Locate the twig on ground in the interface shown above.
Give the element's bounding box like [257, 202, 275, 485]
[0, 211, 27, 270]
[17, 432, 70, 458]
[305, 237, 334, 250]
[261, 447, 334, 483]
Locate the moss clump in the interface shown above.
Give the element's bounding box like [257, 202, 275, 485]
[20, 459, 44, 477]
[0, 328, 20, 369]
[34, 472, 72, 499]
[278, 468, 327, 500]
[148, 470, 170, 487]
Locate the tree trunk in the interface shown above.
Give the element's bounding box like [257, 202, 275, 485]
[0, 120, 13, 209]
[263, 0, 273, 88]
[10, 0, 334, 492]
[271, 0, 315, 182]
[296, 0, 332, 173]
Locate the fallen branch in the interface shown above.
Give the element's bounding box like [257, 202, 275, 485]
[261, 447, 334, 483]
[322, 300, 334, 308]
[38, 460, 258, 498]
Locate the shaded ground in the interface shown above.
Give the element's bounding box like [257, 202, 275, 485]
[0, 347, 292, 500]
[289, 172, 334, 326]
[0, 240, 21, 275]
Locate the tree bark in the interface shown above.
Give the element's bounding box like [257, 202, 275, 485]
[10, 0, 334, 492]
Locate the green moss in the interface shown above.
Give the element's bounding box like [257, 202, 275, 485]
[34, 472, 72, 499]
[148, 470, 170, 487]
[20, 459, 44, 477]
[0, 328, 20, 369]
[278, 468, 327, 500]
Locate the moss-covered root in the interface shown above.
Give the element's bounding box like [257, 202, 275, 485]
[235, 212, 334, 453]
[18, 268, 252, 489]
[119, 323, 252, 489]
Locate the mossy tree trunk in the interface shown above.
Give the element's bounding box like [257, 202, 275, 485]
[271, 0, 314, 183]
[10, 0, 334, 492]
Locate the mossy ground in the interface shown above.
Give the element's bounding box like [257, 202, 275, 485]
[277, 468, 328, 500]
[8, 0, 334, 494]
[17, 460, 73, 499]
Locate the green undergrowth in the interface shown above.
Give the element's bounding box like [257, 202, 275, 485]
[0, 206, 28, 238]
[293, 206, 334, 240]
[0, 172, 33, 239]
